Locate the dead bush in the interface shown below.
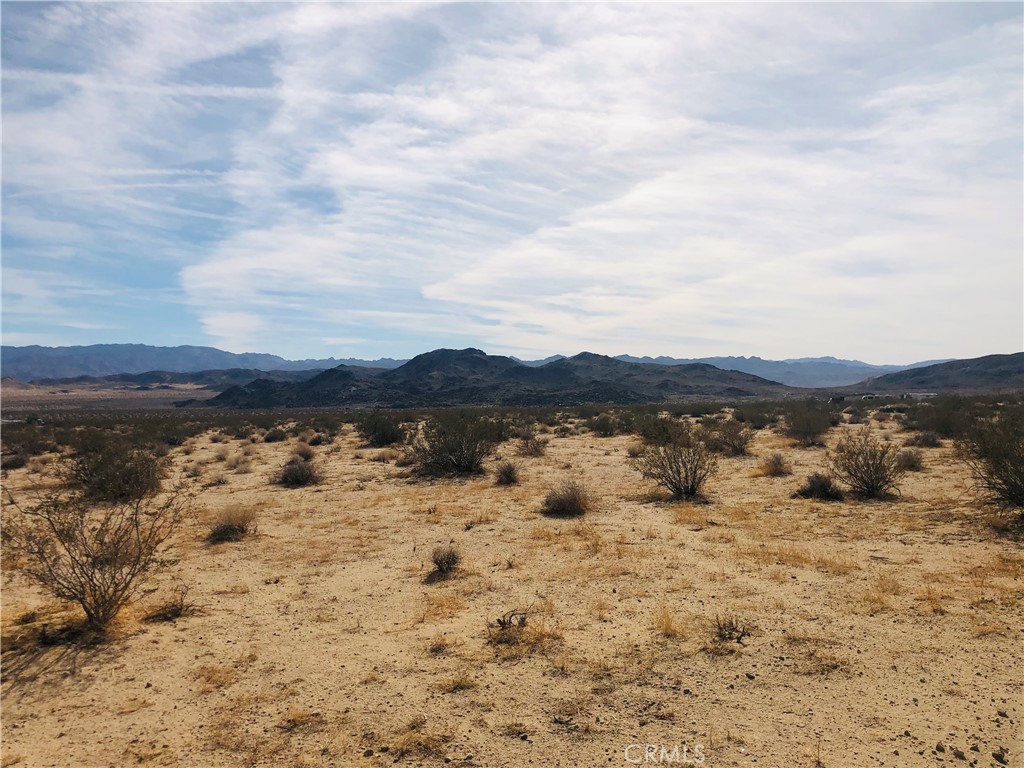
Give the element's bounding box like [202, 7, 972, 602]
[541, 480, 592, 517]
[431, 545, 461, 575]
[494, 460, 520, 486]
[207, 506, 257, 543]
[274, 458, 322, 488]
[896, 448, 924, 472]
[758, 452, 792, 477]
[5, 477, 191, 632]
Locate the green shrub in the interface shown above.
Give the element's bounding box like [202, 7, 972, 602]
[634, 415, 683, 446]
[263, 428, 287, 443]
[354, 411, 405, 447]
[955, 410, 1024, 514]
[408, 413, 500, 476]
[827, 428, 905, 498]
[629, 425, 718, 499]
[585, 414, 617, 437]
[782, 401, 836, 447]
[704, 419, 754, 456]
[65, 433, 162, 503]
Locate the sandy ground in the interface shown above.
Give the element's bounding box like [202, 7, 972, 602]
[1, 418, 1021, 768]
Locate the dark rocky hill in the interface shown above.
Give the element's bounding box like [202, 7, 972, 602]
[852, 353, 1024, 392]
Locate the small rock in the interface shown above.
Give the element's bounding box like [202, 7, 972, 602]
[952, 748, 966, 760]
[745, 673, 756, 680]
[936, 742, 946, 753]
[992, 750, 1007, 765]
[996, 710, 1009, 718]
[363, 749, 373, 757]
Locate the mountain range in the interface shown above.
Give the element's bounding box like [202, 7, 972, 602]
[201, 349, 794, 408]
[1, 343, 957, 388]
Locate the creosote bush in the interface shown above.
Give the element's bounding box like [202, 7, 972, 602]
[792, 472, 844, 501]
[431, 545, 461, 575]
[5, 471, 191, 632]
[65, 433, 163, 503]
[827, 428, 906, 498]
[705, 419, 754, 456]
[263, 428, 287, 443]
[541, 480, 592, 517]
[955, 410, 1024, 516]
[782, 401, 836, 447]
[629, 426, 718, 499]
[494, 461, 520, 486]
[274, 458, 322, 488]
[408, 413, 502, 476]
[354, 411, 406, 447]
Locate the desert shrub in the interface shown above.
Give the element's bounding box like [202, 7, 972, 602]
[292, 444, 315, 462]
[408, 413, 500, 476]
[431, 545, 461, 575]
[143, 582, 196, 623]
[827, 428, 906, 498]
[307, 433, 333, 446]
[758, 452, 792, 477]
[629, 426, 718, 499]
[1, 452, 28, 470]
[904, 431, 942, 448]
[704, 419, 754, 456]
[274, 458, 322, 488]
[792, 472, 844, 501]
[263, 428, 287, 443]
[902, 396, 974, 438]
[782, 401, 836, 447]
[896, 448, 924, 472]
[541, 480, 592, 517]
[207, 506, 257, 543]
[494, 461, 520, 486]
[633, 414, 683, 446]
[5, 478, 190, 632]
[955, 410, 1024, 513]
[65, 434, 162, 503]
[732, 406, 773, 430]
[585, 414, 617, 437]
[354, 411, 405, 447]
[514, 426, 548, 457]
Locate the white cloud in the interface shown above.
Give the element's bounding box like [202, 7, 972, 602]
[3, 3, 1021, 362]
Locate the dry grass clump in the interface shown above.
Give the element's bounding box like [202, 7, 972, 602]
[541, 480, 593, 517]
[207, 506, 257, 543]
[291, 443, 315, 462]
[487, 612, 562, 660]
[904, 431, 942, 448]
[897, 448, 924, 472]
[653, 604, 683, 638]
[792, 472, 844, 501]
[273, 457, 322, 488]
[144, 583, 197, 623]
[713, 614, 749, 643]
[430, 544, 461, 576]
[755, 452, 792, 477]
[494, 460, 520, 486]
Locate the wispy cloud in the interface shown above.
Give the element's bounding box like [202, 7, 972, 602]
[3, 3, 1021, 362]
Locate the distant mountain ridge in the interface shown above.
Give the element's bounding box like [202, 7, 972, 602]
[1, 343, 963, 388]
[849, 353, 1024, 392]
[205, 348, 794, 408]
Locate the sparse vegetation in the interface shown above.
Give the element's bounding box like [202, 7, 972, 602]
[65, 433, 163, 502]
[430, 544, 461, 575]
[5, 471, 190, 632]
[263, 428, 287, 443]
[407, 412, 502, 476]
[956, 409, 1024, 516]
[354, 411, 405, 447]
[757, 452, 792, 477]
[629, 425, 718, 499]
[494, 460, 520, 486]
[207, 506, 257, 543]
[274, 457, 322, 487]
[793, 472, 844, 501]
[827, 428, 906, 498]
[541, 480, 593, 517]
[782, 401, 836, 447]
[896, 448, 924, 472]
[904, 431, 942, 448]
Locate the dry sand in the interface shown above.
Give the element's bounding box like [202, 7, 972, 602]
[1, 419, 1021, 767]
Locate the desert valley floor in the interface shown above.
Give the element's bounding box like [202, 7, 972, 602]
[1, 418, 1021, 767]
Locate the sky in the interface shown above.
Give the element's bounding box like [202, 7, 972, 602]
[2, 2, 1022, 365]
